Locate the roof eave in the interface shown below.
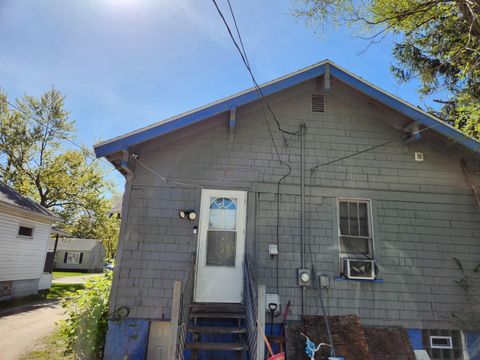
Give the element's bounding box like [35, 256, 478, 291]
[0, 201, 62, 223]
[94, 60, 480, 159]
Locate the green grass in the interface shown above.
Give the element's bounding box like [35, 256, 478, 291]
[52, 271, 87, 279]
[46, 283, 85, 299]
[0, 283, 84, 312]
[19, 329, 74, 360]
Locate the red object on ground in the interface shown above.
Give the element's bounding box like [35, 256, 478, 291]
[268, 352, 286, 360]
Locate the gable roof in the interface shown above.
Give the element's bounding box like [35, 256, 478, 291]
[94, 60, 480, 159]
[0, 182, 59, 221]
[48, 237, 103, 252]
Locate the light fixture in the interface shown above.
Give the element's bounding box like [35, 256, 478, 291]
[179, 210, 197, 221]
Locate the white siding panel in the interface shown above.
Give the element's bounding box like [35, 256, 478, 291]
[0, 211, 51, 281]
[38, 273, 52, 290]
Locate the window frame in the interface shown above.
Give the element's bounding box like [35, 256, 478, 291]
[430, 336, 453, 349]
[423, 329, 465, 360]
[17, 224, 34, 239]
[336, 198, 375, 267]
[65, 251, 83, 265]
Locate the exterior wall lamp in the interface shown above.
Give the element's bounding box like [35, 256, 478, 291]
[179, 210, 197, 221]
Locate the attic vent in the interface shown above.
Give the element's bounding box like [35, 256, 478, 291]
[312, 94, 325, 113]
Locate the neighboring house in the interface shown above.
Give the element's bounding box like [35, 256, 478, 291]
[48, 238, 106, 272]
[94, 60, 480, 360]
[0, 183, 60, 301]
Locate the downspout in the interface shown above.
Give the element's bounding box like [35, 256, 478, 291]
[301, 124, 306, 320]
[109, 149, 135, 313]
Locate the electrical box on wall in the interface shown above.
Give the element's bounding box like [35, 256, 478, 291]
[265, 293, 280, 311]
[297, 268, 312, 287]
[415, 152, 424, 162]
[268, 244, 278, 256]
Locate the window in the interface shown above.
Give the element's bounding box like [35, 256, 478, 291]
[64, 252, 83, 264]
[18, 225, 33, 237]
[430, 336, 453, 349]
[206, 197, 237, 267]
[338, 199, 373, 261]
[423, 330, 463, 360]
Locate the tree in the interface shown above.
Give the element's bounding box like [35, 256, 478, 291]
[0, 89, 120, 258]
[295, 0, 480, 140]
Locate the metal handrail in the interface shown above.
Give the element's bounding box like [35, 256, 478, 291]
[176, 257, 196, 360]
[243, 255, 258, 360]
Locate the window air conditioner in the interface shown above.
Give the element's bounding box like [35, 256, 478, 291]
[344, 259, 375, 280]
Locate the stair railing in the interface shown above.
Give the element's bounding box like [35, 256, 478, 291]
[171, 256, 196, 360]
[244, 255, 264, 360]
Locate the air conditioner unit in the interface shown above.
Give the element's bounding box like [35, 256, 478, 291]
[344, 259, 375, 280]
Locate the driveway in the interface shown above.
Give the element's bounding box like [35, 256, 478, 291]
[0, 300, 66, 360]
[53, 273, 102, 284]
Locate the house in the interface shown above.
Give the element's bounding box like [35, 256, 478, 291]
[0, 183, 60, 301]
[94, 60, 480, 360]
[48, 238, 106, 273]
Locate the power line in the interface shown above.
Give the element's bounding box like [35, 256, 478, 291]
[132, 156, 202, 188]
[211, 0, 301, 137]
[2, 98, 115, 172]
[310, 123, 441, 175]
[211, 0, 303, 295]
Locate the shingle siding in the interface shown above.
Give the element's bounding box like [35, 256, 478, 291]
[111, 79, 480, 330]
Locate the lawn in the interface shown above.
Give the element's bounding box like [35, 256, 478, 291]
[19, 329, 74, 360]
[0, 283, 84, 312]
[52, 271, 87, 279]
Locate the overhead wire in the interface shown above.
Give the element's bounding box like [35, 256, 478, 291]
[3, 96, 206, 189]
[132, 156, 202, 188]
[211, 0, 306, 296]
[211, 0, 301, 137]
[310, 122, 442, 174]
[1, 98, 116, 173]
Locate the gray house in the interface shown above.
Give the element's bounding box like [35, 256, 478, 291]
[48, 238, 105, 273]
[95, 60, 480, 360]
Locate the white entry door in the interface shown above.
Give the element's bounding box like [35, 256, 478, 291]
[194, 189, 247, 303]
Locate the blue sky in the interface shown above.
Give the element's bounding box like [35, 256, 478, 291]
[0, 0, 431, 190]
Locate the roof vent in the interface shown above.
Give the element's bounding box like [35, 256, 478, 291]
[312, 94, 325, 113]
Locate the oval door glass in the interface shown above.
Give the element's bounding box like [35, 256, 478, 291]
[206, 197, 237, 266]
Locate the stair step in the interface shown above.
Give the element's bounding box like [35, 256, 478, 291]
[190, 312, 246, 319]
[186, 342, 248, 351]
[188, 326, 247, 334]
[190, 303, 246, 313]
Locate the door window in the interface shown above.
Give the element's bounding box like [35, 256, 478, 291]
[206, 197, 237, 267]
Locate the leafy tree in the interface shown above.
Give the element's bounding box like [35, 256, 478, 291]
[0, 89, 119, 258]
[295, 0, 480, 140]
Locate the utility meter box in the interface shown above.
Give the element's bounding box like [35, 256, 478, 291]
[265, 293, 280, 311]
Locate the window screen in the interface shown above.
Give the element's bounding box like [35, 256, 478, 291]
[65, 252, 82, 264]
[338, 200, 372, 259]
[18, 226, 33, 237]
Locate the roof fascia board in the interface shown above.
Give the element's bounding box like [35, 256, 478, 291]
[330, 66, 480, 153]
[95, 60, 480, 158]
[0, 201, 60, 223]
[94, 63, 327, 158]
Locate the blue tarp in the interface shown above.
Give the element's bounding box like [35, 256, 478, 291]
[104, 319, 149, 360]
[407, 329, 423, 350]
[466, 331, 480, 360]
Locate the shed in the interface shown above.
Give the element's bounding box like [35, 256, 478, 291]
[48, 238, 105, 273]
